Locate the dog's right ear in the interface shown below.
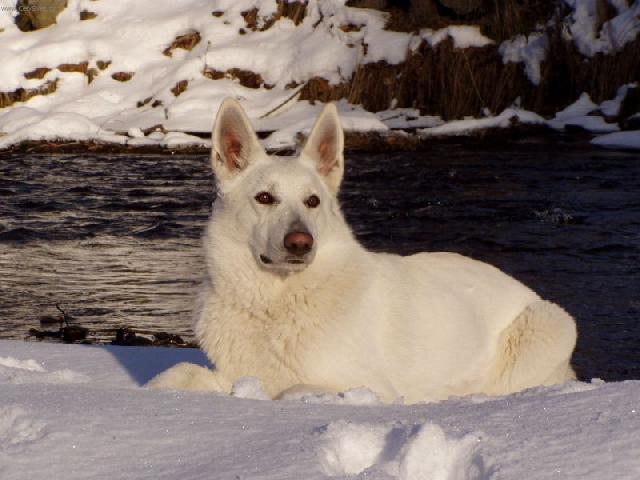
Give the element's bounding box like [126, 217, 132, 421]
[211, 98, 265, 184]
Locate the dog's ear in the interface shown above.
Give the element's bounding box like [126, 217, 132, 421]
[211, 98, 265, 184]
[301, 103, 344, 194]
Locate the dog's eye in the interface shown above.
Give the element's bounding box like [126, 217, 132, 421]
[305, 194, 320, 208]
[255, 192, 275, 205]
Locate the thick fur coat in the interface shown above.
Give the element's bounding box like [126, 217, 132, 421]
[147, 99, 577, 403]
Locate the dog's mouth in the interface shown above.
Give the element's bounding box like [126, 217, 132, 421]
[285, 258, 305, 265]
[259, 254, 311, 270]
[259, 254, 273, 264]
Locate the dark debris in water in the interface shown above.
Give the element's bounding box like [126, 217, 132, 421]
[27, 304, 197, 348]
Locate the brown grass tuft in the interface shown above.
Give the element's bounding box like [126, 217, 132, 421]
[79, 10, 97, 21]
[57, 62, 88, 74]
[24, 67, 51, 80]
[0, 79, 58, 108]
[163, 30, 201, 57]
[170, 80, 189, 97]
[111, 72, 134, 82]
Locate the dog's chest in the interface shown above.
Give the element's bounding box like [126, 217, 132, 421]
[199, 288, 341, 386]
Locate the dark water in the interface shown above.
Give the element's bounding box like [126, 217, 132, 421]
[1, 143, 639, 381]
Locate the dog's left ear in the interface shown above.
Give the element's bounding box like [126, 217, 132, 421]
[301, 103, 344, 194]
[211, 97, 266, 185]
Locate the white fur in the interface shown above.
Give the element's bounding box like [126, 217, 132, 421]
[147, 99, 577, 403]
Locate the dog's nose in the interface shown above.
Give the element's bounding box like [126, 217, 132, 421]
[284, 231, 313, 256]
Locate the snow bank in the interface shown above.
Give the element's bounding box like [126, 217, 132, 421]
[419, 25, 494, 49]
[319, 421, 492, 479]
[548, 92, 620, 133]
[0, 1, 638, 150]
[563, 0, 640, 56]
[591, 130, 640, 150]
[499, 33, 548, 85]
[418, 107, 545, 137]
[1, 340, 640, 479]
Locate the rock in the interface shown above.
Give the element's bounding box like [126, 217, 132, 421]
[437, 0, 482, 15]
[152, 332, 186, 347]
[62, 325, 88, 343]
[113, 328, 153, 346]
[15, 0, 67, 31]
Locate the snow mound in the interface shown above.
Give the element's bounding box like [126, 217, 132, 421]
[280, 386, 383, 405]
[499, 33, 548, 86]
[0, 406, 47, 449]
[563, 0, 640, 57]
[419, 107, 544, 137]
[420, 26, 494, 49]
[549, 92, 619, 133]
[3, 368, 91, 385]
[0, 356, 45, 372]
[1, 341, 639, 479]
[397, 424, 494, 480]
[591, 130, 640, 151]
[231, 376, 271, 401]
[318, 421, 389, 476]
[0, 355, 90, 385]
[318, 421, 494, 480]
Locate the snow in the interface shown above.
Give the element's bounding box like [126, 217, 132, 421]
[419, 107, 545, 137]
[0, 0, 413, 149]
[499, 33, 548, 85]
[376, 108, 444, 129]
[1, 339, 639, 479]
[600, 83, 636, 117]
[563, 0, 640, 56]
[591, 130, 640, 150]
[548, 92, 619, 133]
[0, 1, 637, 150]
[419, 26, 494, 49]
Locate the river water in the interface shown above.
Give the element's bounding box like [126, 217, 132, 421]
[1, 141, 638, 382]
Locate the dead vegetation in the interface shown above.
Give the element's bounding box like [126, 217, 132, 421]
[111, 71, 134, 82]
[163, 30, 201, 57]
[57, 62, 88, 74]
[299, 2, 640, 121]
[0, 79, 58, 108]
[79, 10, 97, 21]
[242, 0, 307, 31]
[203, 67, 267, 89]
[24, 67, 51, 80]
[170, 80, 189, 97]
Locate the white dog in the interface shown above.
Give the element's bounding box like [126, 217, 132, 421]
[147, 98, 577, 403]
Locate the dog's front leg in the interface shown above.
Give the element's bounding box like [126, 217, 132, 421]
[145, 362, 231, 394]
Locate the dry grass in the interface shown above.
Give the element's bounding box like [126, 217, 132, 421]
[243, 1, 307, 31]
[0, 79, 58, 108]
[111, 72, 134, 82]
[163, 30, 201, 57]
[170, 80, 189, 97]
[300, 4, 640, 121]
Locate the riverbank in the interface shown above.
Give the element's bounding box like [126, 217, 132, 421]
[0, 1, 638, 152]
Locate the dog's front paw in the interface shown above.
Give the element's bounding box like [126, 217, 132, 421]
[145, 362, 230, 393]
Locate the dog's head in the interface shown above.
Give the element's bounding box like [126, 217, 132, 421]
[210, 98, 345, 275]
